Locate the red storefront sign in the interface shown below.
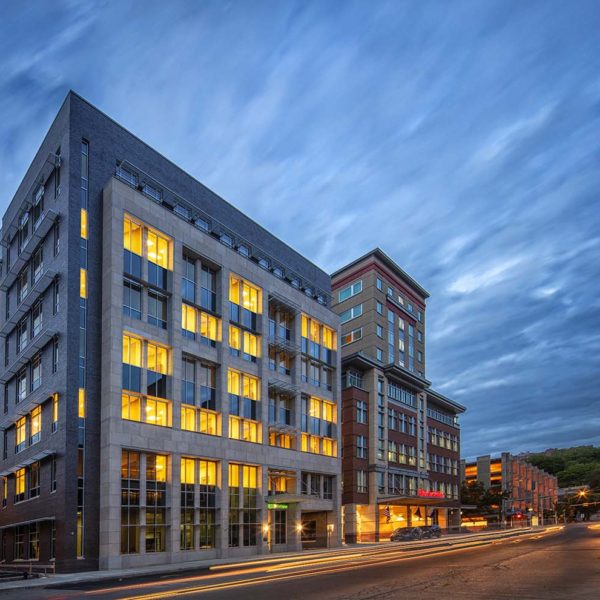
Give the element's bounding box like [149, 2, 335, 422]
[417, 489, 444, 498]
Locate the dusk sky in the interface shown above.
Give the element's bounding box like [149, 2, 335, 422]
[1, 0, 599, 458]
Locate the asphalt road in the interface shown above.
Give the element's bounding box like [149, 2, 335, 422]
[6, 524, 600, 600]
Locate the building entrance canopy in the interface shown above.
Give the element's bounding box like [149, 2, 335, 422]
[377, 495, 458, 508]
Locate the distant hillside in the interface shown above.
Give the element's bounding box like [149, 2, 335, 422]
[522, 446, 600, 489]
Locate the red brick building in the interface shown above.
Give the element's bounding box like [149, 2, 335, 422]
[332, 249, 465, 542]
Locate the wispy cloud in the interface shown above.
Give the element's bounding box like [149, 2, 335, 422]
[1, 0, 599, 456]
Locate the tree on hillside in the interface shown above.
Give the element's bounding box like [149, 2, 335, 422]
[526, 446, 600, 488]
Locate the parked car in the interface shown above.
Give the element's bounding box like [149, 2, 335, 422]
[390, 527, 424, 541]
[421, 525, 442, 539]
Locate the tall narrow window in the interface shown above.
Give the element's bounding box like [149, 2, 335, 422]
[199, 460, 217, 548]
[15, 417, 27, 453]
[229, 275, 261, 329]
[147, 290, 167, 329]
[200, 266, 217, 311]
[122, 334, 142, 392]
[181, 304, 196, 340]
[123, 217, 142, 278]
[30, 353, 42, 391]
[180, 457, 195, 550]
[30, 406, 41, 445]
[200, 312, 220, 346]
[52, 393, 59, 432]
[182, 357, 196, 405]
[228, 464, 259, 547]
[123, 280, 142, 320]
[80, 268, 87, 299]
[182, 256, 196, 303]
[14, 468, 26, 502]
[146, 454, 167, 552]
[147, 229, 170, 289]
[120, 450, 140, 554]
[80, 208, 88, 240]
[147, 342, 169, 399]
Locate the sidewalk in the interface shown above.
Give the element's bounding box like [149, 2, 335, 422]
[0, 525, 549, 591]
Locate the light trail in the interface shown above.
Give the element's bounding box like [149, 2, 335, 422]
[116, 529, 562, 600]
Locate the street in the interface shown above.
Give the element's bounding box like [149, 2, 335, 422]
[3, 524, 599, 600]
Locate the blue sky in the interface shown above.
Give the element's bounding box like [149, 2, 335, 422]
[1, 0, 599, 457]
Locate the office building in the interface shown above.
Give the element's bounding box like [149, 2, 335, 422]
[332, 249, 465, 542]
[0, 92, 341, 571]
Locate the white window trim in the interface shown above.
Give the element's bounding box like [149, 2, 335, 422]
[338, 280, 363, 303]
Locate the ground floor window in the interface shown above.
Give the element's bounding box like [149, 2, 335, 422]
[28, 523, 40, 560]
[228, 464, 259, 547]
[121, 450, 141, 554]
[14, 525, 26, 560]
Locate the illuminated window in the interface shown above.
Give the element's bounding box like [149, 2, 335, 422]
[181, 457, 195, 485]
[229, 416, 259, 443]
[80, 208, 88, 240]
[145, 397, 169, 427]
[80, 268, 87, 298]
[322, 438, 335, 456]
[151, 454, 167, 482]
[229, 325, 241, 354]
[15, 417, 26, 452]
[122, 334, 142, 392]
[227, 369, 259, 401]
[269, 431, 294, 448]
[147, 343, 169, 374]
[181, 304, 197, 339]
[310, 320, 320, 343]
[341, 327, 362, 346]
[121, 393, 141, 421]
[200, 460, 217, 486]
[243, 374, 258, 400]
[322, 326, 336, 350]
[227, 369, 240, 396]
[301, 314, 336, 361]
[15, 468, 26, 501]
[181, 405, 196, 431]
[300, 433, 336, 456]
[147, 229, 170, 269]
[78, 388, 86, 418]
[228, 463, 259, 547]
[199, 313, 220, 345]
[30, 406, 41, 444]
[52, 393, 59, 432]
[123, 217, 142, 255]
[229, 275, 262, 313]
[199, 410, 218, 436]
[243, 331, 260, 359]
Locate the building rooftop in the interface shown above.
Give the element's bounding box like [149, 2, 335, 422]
[331, 247, 429, 299]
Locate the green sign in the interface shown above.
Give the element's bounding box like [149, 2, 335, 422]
[267, 503, 288, 510]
